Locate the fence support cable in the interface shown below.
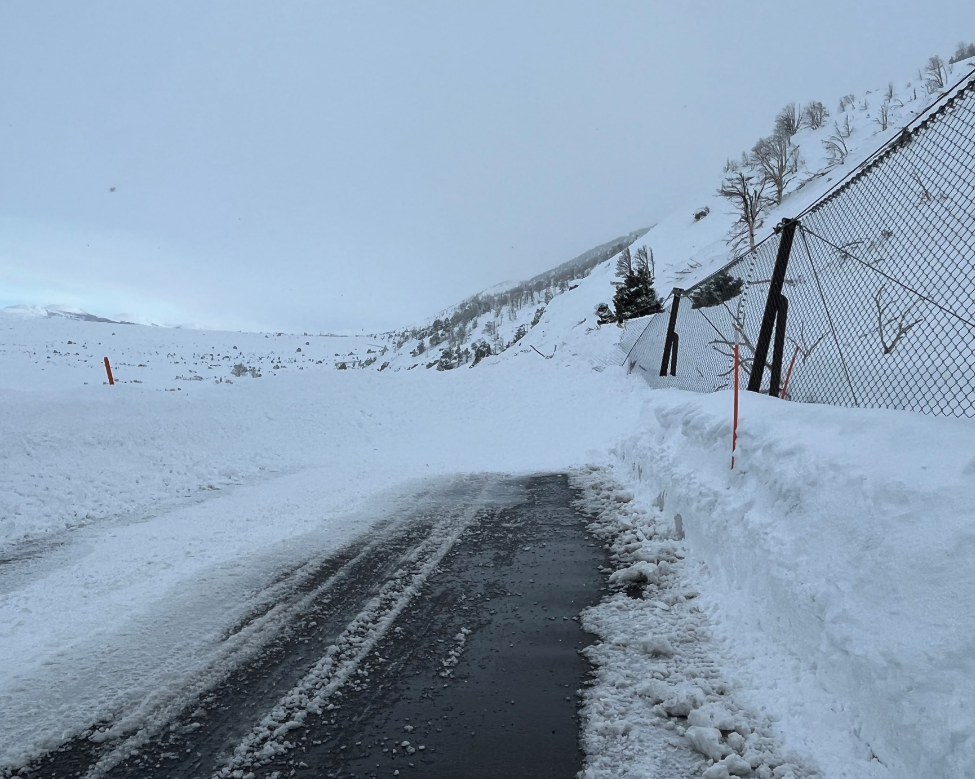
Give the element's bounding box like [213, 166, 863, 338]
[798, 226, 860, 407]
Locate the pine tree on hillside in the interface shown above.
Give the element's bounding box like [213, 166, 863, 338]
[950, 41, 975, 64]
[612, 245, 664, 321]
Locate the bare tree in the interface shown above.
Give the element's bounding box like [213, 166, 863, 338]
[614, 247, 633, 280]
[823, 134, 849, 166]
[633, 245, 655, 283]
[875, 101, 892, 131]
[924, 55, 947, 93]
[698, 302, 758, 386]
[750, 134, 800, 204]
[774, 103, 802, 138]
[717, 159, 771, 251]
[838, 94, 856, 113]
[835, 114, 853, 138]
[884, 82, 896, 102]
[823, 117, 853, 165]
[874, 285, 922, 354]
[801, 101, 829, 129]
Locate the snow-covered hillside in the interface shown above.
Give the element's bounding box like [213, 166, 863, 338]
[640, 54, 975, 296]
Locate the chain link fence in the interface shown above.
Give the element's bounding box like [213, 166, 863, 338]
[625, 71, 975, 418]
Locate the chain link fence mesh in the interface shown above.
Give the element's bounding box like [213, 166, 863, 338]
[626, 73, 975, 418]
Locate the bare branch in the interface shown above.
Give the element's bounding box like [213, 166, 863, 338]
[874, 285, 923, 355]
[787, 321, 828, 363]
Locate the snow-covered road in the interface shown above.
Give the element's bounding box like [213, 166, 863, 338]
[16, 473, 620, 779]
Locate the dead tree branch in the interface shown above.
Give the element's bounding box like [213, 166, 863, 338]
[874, 285, 922, 355]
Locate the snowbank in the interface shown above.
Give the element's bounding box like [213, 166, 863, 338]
[604, 388, 975, 778]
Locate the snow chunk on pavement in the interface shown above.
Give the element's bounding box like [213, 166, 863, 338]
[660, 684, 705, 717]
[608, 561, 659, 585]
[640, 635, 674, 657]
[688, 702, 736, 731]
[685, 726, 728, 761]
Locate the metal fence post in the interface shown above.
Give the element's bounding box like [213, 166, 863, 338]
[659, 288, 683, 377]
[768, 294, 789, 397]
[748, 219, 798, 393]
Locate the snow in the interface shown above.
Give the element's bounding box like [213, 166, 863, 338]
[599, 390, 975, 778]
[571, 467, 816, 779]
[0, 290, 641, 770]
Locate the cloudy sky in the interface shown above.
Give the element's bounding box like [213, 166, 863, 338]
[1, 1, 973, 332]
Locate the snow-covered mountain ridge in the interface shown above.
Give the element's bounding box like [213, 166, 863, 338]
[5, 48, 971, 382]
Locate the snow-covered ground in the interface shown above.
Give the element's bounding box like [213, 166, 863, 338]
[589, 391, 975, 778]
[0, 287, 640, 770]
[4, 52, 975, 779]
[5, 273, 975, 778]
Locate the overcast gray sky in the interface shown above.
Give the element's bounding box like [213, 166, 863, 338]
[2, 1, 973, 332]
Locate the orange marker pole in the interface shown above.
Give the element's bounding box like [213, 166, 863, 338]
[781, 345, 800, 399]
[731, 343, 739, 470]
[104, 357, 115, 385]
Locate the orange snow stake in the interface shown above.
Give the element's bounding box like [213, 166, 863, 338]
[781, 345, 800, 399]
[731, 343, 739, 470]
[104, 357, 115, 385]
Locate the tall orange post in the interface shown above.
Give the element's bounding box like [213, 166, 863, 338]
[104, 357, 115, 385]
[731, 344, 739, 470]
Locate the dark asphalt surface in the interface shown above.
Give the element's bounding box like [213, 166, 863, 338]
[20, 473, 607, 779]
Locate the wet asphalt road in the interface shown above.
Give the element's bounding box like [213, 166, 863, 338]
[21, 473, 607, 779]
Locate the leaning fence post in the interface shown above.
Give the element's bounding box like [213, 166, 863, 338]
[748, 219, 798, 393]
[659, 288, 683, 377]
[768, 294, 789, 397]
[103, 357, 115, 386]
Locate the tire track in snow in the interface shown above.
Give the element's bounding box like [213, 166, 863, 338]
[211, 484, 491, 777]
[16, 475, 513, 779]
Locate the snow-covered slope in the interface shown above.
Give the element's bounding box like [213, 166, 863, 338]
[646, 59, 975, 294]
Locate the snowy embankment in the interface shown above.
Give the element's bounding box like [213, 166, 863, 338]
[597, 389, 975, 779]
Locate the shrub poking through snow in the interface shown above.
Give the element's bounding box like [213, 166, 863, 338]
[230, 363, 261, 378]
